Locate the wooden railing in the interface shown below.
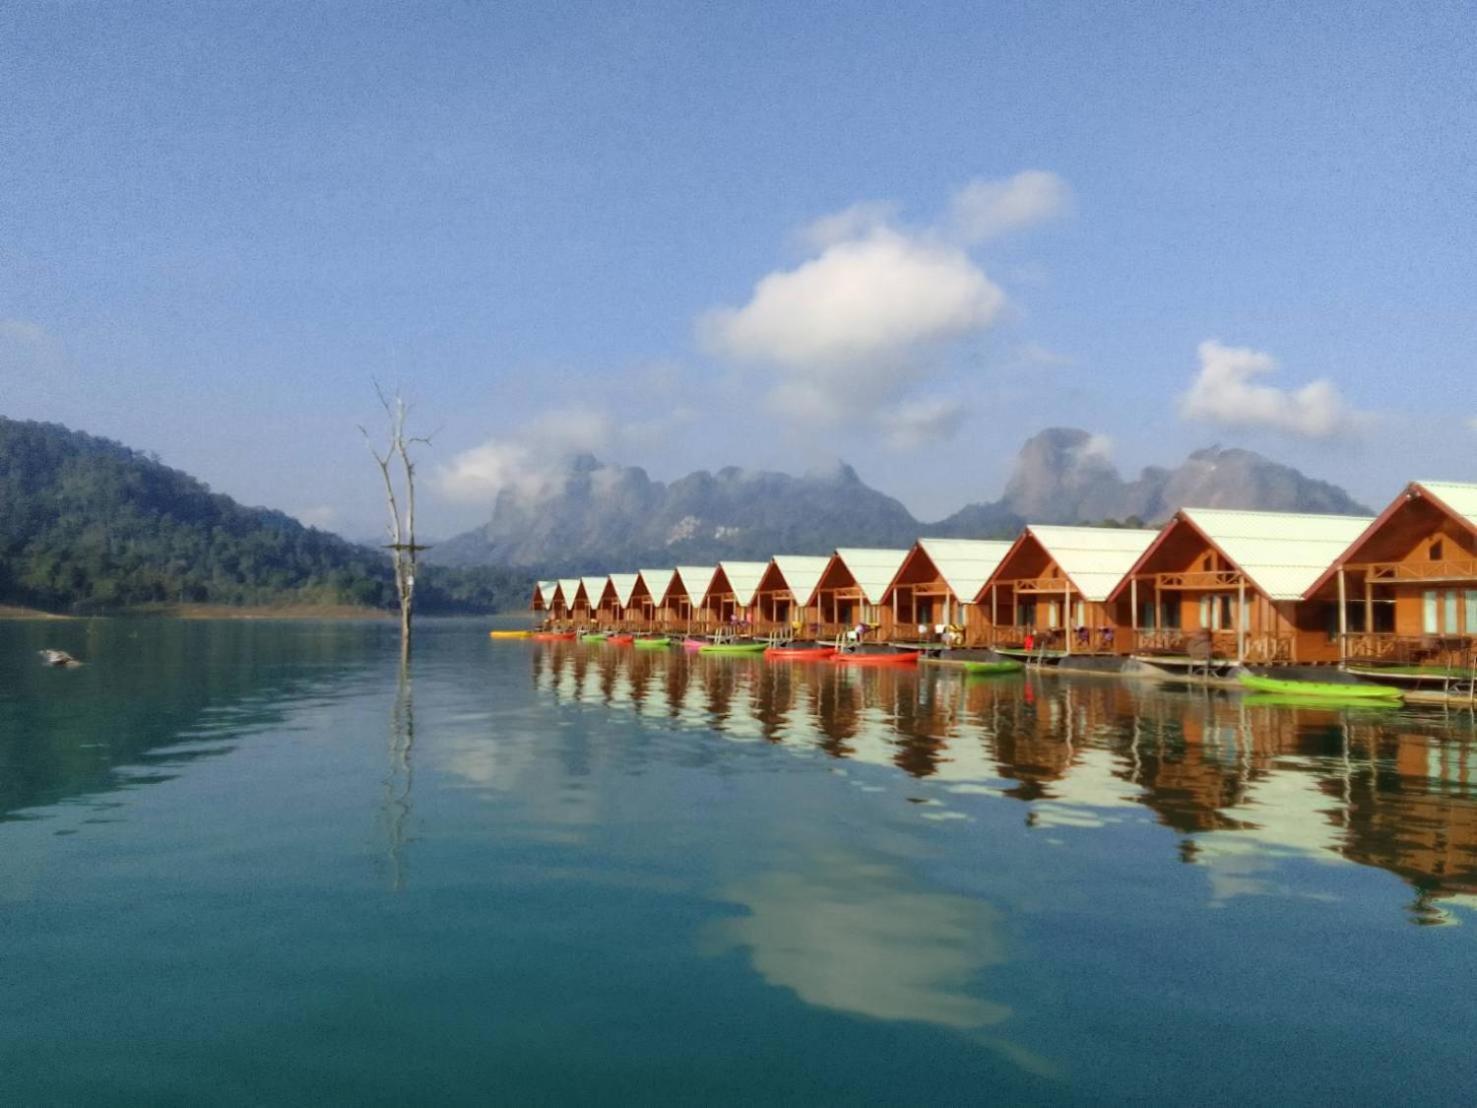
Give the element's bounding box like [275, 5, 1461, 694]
[1341, 633, 1476, 667]
[1142, 571, 1245, 590]
[1130, 630, 1292, 662]
[1360, 560, 1477, 583]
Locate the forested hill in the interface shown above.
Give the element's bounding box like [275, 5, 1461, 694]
[0, 416, 528, 614]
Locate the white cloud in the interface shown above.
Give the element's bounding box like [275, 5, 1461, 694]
[795, 201, 898, 251]
[881, 397, 968, 450]
[949, 170, 1074, 244]
[433, 401, 696, 508]
[702, 227, 1004, 374]
[1179, 340, 1368, 439]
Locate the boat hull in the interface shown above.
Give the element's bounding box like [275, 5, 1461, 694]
[633, 637, 671, 649]
[699, 642, 768, 656]
[764, 645, 837, 660]
[532, 632, 577, 641]
[1237, 673, 1402, 701]
[489, 630, 532, 640]
[831, 649, 920, 667]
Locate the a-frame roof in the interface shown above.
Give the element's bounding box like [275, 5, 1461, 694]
[986, 525, 1160, 603]
[532, 579, 559, 606]
[887, 538, 1014, 602]
[672, 566, 718, 606]
[1109, 508, 1373, 602]
[827, 548, 910, 604]
[762, 555, 833, 606]
[607, 573, 642, 609]
[1301, 480, 1477, 598]
[580, 575, 611, 606]
[637, 569, 677, 607]
[712, 561, 770, 607]
[557, 578, 580, 607]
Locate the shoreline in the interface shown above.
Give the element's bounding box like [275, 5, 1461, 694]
[1, 602, 523, 621]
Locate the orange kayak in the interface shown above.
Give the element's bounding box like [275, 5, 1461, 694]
[607, 633, 635, 645]
[532, 631, 577, 641]
[764, 645, 836, 660]
[830, 649, 920, 667]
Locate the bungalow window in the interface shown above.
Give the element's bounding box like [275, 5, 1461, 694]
[1430, 540, 1444, 561]
[1467, 591, 1477, 634]
[1017, 599, 1037, 628]
[1423, 589, 1465, 634]
[1199, 593, 1245, 631]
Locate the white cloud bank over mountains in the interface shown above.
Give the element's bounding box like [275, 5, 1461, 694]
[1179, 339, 1368, 439]
[699, 171, 1073, 437]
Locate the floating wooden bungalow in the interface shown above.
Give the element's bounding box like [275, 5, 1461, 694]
[703, 562, 769, 628]
[636, 569, 677, 629]
[605, 573, 642, 630]
[530, 579, 559, 615]
[575, 575, 608, 625]
[666, 566, 718, 631]
[1303, 481, 1477, 668]
[812, 548, 910, 640]
[883, 539, 1014, 643]
[554, 578, 581, 625]
[752, 556, 832, 636]
[1108, 508, 1373, 664]
[976, 526, 1160, 652]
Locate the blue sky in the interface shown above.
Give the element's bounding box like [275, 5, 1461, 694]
[2, 1, 1473, 537]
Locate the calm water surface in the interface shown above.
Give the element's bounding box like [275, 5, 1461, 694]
[2, 619, 1475, 1104]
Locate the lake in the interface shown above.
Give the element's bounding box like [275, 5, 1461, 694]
[2, 618, 1474, 1104]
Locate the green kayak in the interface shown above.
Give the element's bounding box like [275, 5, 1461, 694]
[960, 660, 1024, 676]
[633, 637, 671, 649]
[580, 633, 608, 644]
[1237, 673, 1403, 701]
[699, 641, 768, 655]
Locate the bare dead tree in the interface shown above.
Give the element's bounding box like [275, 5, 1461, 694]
[361, 384, 432, 661]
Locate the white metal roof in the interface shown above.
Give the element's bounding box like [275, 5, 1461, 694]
[1181, 508, 1374, 600]
[915, 538, 1014, 601]
[534, 579, 559, 603]
[672, 566, 718, 606]
[1416, 480, 1477, 531]
[580, 575, 611, 606]
[558, 578, 581, 606]
[637, 569, 676, 607]
[767, 555, 833, 605]
[607, 573, 641, 609]
[830, 548, 910, 604]
[1015, 526, 1161, 602]
[715, 561, 771, 607]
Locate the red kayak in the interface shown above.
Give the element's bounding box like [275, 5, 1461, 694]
[532, 631, 577, 641]
[607, 633, 635, 645]
[830, 649, 920, 667]
[764, 645, 836, 660]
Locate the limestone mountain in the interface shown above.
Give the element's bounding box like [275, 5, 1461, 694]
[427, 455, 920, 569]
[430, 430, 1372, 573]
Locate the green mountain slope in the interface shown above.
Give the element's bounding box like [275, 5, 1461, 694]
[0, 416, 526, 614]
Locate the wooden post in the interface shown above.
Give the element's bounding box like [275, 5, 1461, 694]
[1363, 576, 1373, 651]
[1337, 567, 1348, 665]
[1236, 577, 1246, 663]
[1131, 576, 1138, 653]
[1064, 583, 1073, 655]
[991, 582, 998, 644]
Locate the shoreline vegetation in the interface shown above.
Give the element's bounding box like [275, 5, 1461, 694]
[0, 602, 526, 621]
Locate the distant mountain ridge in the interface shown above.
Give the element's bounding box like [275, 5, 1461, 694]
[430, 428, 1372, 573]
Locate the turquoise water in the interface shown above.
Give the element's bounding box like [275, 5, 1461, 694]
[2, 619, 1475, 1104]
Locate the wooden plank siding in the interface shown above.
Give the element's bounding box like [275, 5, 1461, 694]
[1304, 483, 1477, 668]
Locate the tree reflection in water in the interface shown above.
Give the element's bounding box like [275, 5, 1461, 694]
[382, 663, 415, 892]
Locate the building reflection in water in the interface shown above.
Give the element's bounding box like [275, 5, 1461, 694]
[531, 643, 1477, 923]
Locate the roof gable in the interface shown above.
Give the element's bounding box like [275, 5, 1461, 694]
[766, 555, 832, 605]
[1008, 526, 1160, 602]
[1123, 508, 1372, 601]
[672, 566, 718, 606]
[638, 569, 676, 606]
[829, 548, 910, 604]
[909, 538, 1014, 601]
[715, 561, 770, 606]
[607, 573, 642, 609]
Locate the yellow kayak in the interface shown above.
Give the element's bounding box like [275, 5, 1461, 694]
[489, 630, 533, 640]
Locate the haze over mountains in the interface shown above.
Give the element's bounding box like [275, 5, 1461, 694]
[430, 428, 1372, 573]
